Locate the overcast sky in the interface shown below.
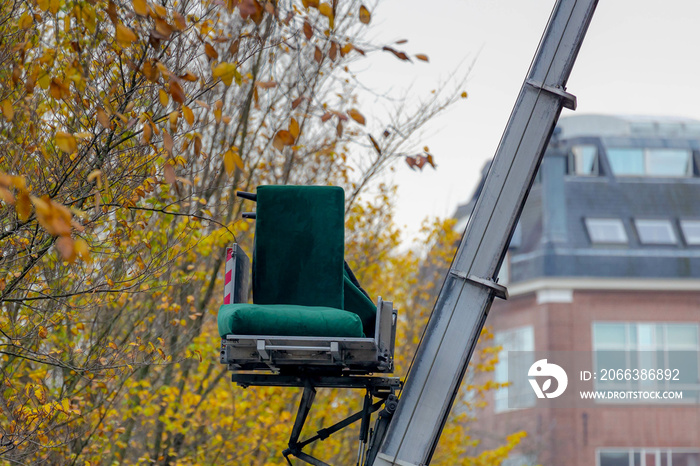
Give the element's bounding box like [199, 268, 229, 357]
[356, 0, 700, 240]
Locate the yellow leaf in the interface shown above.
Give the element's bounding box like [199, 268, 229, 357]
[115, 23, 138, 46]
[55, 131, 77, 153]
[2, 100, 14, 121]
[159, 88, 169, 107]
[461, 91, 468, 99]
[74, 238, 90, 261]
[182, 105, 194, 126]
[289, 118, 300, 139]
[223, 149, 235, 175]
[348, 108, 365, 125]
[38, 326, 48, 339]
[37, 0, 49, 11]
[168, 110, 179, 132]
[133, 0, 149, 16]
[319, 2, 334, 27]
[359, 5, 371, 24]
[212, 62, 237, 86]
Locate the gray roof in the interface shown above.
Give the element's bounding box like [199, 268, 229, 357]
[454, 114, 700, 283]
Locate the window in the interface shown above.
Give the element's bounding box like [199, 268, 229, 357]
[607, 147, 692, 177]
[599, 448, 700, 466]
[586, 218, 628, 244]
[635, 219, 677, 245]
[592, 322, 700, 401]
[680, 220, 700, 245]
[570, 145, 598, 175]
[494, 326, 535, 412]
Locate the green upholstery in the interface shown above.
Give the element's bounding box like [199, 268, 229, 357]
[253, 185, 345, 309]
[343, 272, 377, 338]
[218, 303, 364, 338]
[217, 184, 377, 339]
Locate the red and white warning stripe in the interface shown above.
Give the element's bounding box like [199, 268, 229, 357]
[224, 247, 233, 304]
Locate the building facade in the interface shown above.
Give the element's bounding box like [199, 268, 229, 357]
[457, 115, 700, 466]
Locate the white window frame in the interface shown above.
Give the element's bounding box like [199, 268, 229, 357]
[585, 218, 628, 244]
[634, 219, 677, 245]
[570, 144, 599, 176]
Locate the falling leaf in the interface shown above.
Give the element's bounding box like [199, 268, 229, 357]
[303, 21, 313, 40]
[16, 191, 31, 221]
[255, 81, 277, 89]
[272, 130, 294, 151]
[169, 79, 186, 104]
[115, 24, 138, 46]
[142, 122, 152, 144]
[212, 62, 238, 86]
[1, 100, 14, 121]
[56, 236, 76, 262]
[359, 5, 371, 24]
[461, 91, 468, 99]
[133, 0, 149, 16]
[164, 163, 176, 184]
[55, 132, 77, 154]
[163, 130, 173, 153]
[183, 105, 194, 125]
[74, 238, 90, 261]
[426, 153, 436, 168]
[204, 42, 219, 61]
[368, 134, 381, 155]
[415, 54, 429, 62]
[347, 109, 365, 125]
[382, 46, 411, 62]
[289, 118, 300, 139]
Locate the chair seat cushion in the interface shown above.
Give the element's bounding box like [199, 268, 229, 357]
[217, 303, 364, 338]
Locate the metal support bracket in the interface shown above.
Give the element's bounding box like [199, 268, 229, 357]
[449, 270, 508, 300]
[525, 79, 577, 110]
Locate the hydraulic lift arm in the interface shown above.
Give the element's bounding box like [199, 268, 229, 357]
[369, 0, 598, 464]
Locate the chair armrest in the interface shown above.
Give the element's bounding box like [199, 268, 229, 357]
[224, 244, 250, 304]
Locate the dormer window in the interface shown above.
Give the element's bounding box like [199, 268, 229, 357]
[634, 219, 677, 245]
[585, 218, 628, 244]
[569, 145, 598, 175]
[607, 147, 692, 177]
[680, 220, 700, 245]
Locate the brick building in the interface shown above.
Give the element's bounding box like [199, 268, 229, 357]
[456, 115, 700, 466]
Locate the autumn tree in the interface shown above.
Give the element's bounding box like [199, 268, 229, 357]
[0, 0, 523, 463]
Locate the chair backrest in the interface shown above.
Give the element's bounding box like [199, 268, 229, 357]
[253, 185, 345, 309]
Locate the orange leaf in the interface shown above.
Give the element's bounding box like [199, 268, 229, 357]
[169, 79, 186, 104]
[368, 134, 381, 155]
[159, 88, 169, 107]
[255, 81, 277, 89]
[359, 5, 371, 24]
[347, 109, 365, 125]
[183, 105, 194, 126]
[16, 191, 31, 221]
[163, 130, 173, 153]
[314, 47, 323, 64]
[96, 108, 110, 129]
[273, 130, 294, 151]
[382, 46, 411, 62]
[303, 21, 313, 40]
[415, 54, 429, 62]
[204, 42, 219, 61]
[56, 236, 76, 263]
[142, 122, 152, 144]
